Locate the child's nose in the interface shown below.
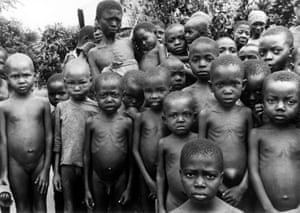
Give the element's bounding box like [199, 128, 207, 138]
[194, 176, 206, 188]
[276, 101, 285, 111]
[265, 51, 273, 61]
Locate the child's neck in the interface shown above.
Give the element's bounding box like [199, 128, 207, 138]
[101, 34, 116, 45]
[195, 79, 209, 87]
[186, 198, 217, 212]
[100, 109, 119, 120]
[172, 131, 192, 139]
[216, 101, 236, 112]
[70, 96, 87, 103]
[149, 106, 163, 114]
[11, 90, 32, 99]
[268, 120, 296, 129]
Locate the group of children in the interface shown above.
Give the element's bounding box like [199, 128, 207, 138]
[1, 0, 300, 213]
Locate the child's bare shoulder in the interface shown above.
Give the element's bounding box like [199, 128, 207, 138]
[218, 198, 244, 213]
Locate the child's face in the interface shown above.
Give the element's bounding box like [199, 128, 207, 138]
[251, 21, 266, 37]
[96, 78, 122, 114]
[97, 9, 122, 37]
[0, 51, 6, 75]
[217, 38, 237, 57]
[135, 28, 157, 52]
[7, 60, 35, 95]
[238, 46, 260, 61]
[180, 155, 223, 204]
[234, 24, 250, 47]
[189, 43, 218, 80]
[259, 33, 291, 72]
[210, 65, 245, 107]
[241, 73, 265, 108]
[294, 52, 300, 75]
[154, 26, 165, 43]
[184, 25, 199, 46]
[165, 25, 186, 55]
[64, 71, 90, 101]
[123, 83, 144, 110]
[48, 80, 69, 107]
[144, 77, 169, 110]
[264, 80, 300, 124]
[163, 97, 195, 135]
[170, 66, 186, 91]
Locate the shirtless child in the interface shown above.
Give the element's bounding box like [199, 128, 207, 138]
[171, 141, 243, 213]
[133, 67, 170, 212]
[157, 91, 198, 212]
[132, 22, 166, 72]
[84, 72, 133, 213]
[249, 71, 300, 212]
[183, 37, 219, 112]
[199, 55, 253, 209]
[217, 37, 238, 57]
[0, 53, 53, 212]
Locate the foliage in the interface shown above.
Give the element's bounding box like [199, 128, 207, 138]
[0, 0, 19, 12]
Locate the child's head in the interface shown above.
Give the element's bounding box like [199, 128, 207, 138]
[143, 66, 170, 110]
[161, 56, 186, 91]
[151, 20, 166, 43]
[63, 58, 91, 101]
[233, 21, 251, 48]
[248, 10, 268, 38]
[76, 25, 95, 50]
[162, 91, 196, 135]
[184, 16, 210, 46]
[180, 140, 223, 204]
[238, 44, 260, 61]
[293, 47, 300, 75]
[0, 47, 8, 77]
[165, 23, 187, 56]
[132, 22, 157, 52]
[216, 37, 238, 57]
[263, 70, 300, 124]
[121, 70, 144, 110]
[95, 0, 122, 38]
[210, 55, 245, 107]
[47, 73, 69, 107]
[294, 0, 300, 21]
[259, 26, 293, 72]
[241, 59, 270, 108]
[94, 72, 123, 114]
[189, 37, 219, 81]
[5, 53, 35, 95]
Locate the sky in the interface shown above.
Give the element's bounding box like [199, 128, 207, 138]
[2, 0, 100, 30]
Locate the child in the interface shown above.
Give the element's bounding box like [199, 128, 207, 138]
[198, 55, 253, 209]
[249, 71, 300, 212]
[47, 73, 69, 213]
[239, 44, 260, 61]
[183, 37, 219, 112]
[233, 21, 251, 51]
[133, 67, 170, 212]
[164, 23, 188, 63]
[132, 22, 166, 72]
[248, 10, 268, 46]
[259, 26, 294, 72]
[184, 16, 211, 47]
[293, 47, 300, 75]
[170, 140, 243, 213]
[83, 72, 133, 212]
[157, 91, 198, 212]
[161, 56, 187, 91]
[217, 37, 238, 56]
[152, 20, 166, 44]
[241, 59, 271, 127]
[0, 47, 9, 101]
[0, 53, 53, 212]
[53, 58, 98, 212]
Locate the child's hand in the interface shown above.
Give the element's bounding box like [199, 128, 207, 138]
[222, 185, 246, 207]
[254, 103, 264, 116]
[0, 176, 9, 186]
[118, 188, 131, 205]
[146, 179, 157, 199]
[53, 173, 62, 192]
[35, 169, 49, 195]
[84, 190, 95, 209]
[282, 209, 300, 213]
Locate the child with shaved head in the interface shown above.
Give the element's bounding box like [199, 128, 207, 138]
[171, 140, 243, 213]
[249, 71, 300, 212]
[53, 58, 98, 212]
[0, 53, 53, 212]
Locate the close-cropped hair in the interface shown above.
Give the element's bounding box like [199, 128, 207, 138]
[163, 91, 196, 113]
[143, 66, 171, 87]
[161, 55, 184, 70]
[243, 59, 271, 77]
[261, 26, 294, 47]
[94, 71, 123, 92]
[121, 70, 144, 90]
[233, 20, 250, 31]
[47, 73, 64, 89]
[180, 139, 224, 171]
[151, 20, 166, 29]
[189, 36, 219, 55]
[95, 0, 122, 20]
[133, 22, 156, 37]
[210, 55, 245, 78]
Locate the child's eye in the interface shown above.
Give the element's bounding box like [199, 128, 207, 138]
[219, 48, 225, 53]
[185, 172, 195, 178]
[287, 100, 297, 105]
[205, 174, 216, 180]
[183, 112, 193, 118]
[266, 98, 275, 104]
[273, 49, 281, 55]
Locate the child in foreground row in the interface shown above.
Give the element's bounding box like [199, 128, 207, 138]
[171, 140, 243, 213]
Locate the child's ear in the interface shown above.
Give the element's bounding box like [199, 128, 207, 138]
[242, 79, 247, 91]
[208, 80, 213, 92]
[162, 113, 166, 124]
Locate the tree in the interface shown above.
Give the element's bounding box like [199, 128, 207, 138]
[0, 0, 19, 12]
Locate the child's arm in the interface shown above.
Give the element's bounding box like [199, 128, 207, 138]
[0, 107, 8, 186]
[249, 129, 278, 213]
[198, 109, 209, 139]
[88, 50, 101, 76]
[53, 105, 62, 192]
[132, 115, 156, 197]
[35, 100, 53, 195]
[119, 119, 134, 205]
[157, 139, 167, 213]
[83, 118, 94, 209]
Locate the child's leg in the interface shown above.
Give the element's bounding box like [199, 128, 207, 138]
[8, 157, 31, 212]
[139, 175, 156, 213]
[92, 170, 109, 213]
